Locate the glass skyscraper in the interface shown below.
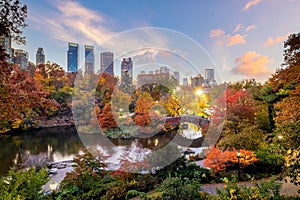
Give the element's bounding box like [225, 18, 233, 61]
[100, 52, 114, 76]
[67, 42, 79, 72]
[85, 45, 94, 74]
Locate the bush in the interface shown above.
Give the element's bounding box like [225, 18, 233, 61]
[0, 167, 48, 200]
[254, 144, 284, 174]
[154, 177, 201, 200]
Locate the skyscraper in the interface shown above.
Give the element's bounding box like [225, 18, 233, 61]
[85, 45, 94, 74]
[0, 36, 14, 62]
[36, 47, 45, 66]
[121, 58, 133, 92]
[14, 49, 28, 69]
[67, 42, 79, 72]
[100, 52, 114, 76]
[174, 71, 180, 84]
[205, 68, 215, 83]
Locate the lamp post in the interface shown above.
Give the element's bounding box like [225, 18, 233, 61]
[237, 150, 241, 180]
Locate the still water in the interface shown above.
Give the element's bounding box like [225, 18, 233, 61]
[0, 123, 204, 175]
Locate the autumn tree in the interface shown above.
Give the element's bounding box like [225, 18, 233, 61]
[214, 87, 257, 136]
[97, 103, 118, 131]
[95, 72, 118, 107]
[0, 63, 58, 132]
[283, 33, 300, 67]
[134, 92, 155, 127]
[204, 147, 258, 173]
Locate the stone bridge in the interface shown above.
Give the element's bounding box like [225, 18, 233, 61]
[163, 115, 210, 148]
[164, 115, 210, 129]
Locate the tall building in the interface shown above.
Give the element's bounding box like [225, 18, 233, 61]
[100, 52, 114, 76]
[36, 47, 45, 66]
[14, 49, 28, 69]
[121, 58, 133, 92]
[160, 66, 169, 74]
[174, 71, 180, 84]
[183, 78, 188, 86]
[191, 74, 205, 88]
[205, 68, 215, 83]
[85, 45, 94, 74]
[0, 36, 14, 62]
[67, 42, 79, 72]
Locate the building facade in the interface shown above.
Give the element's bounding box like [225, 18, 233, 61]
[205, 68, 215, 83]
[190, 74, 205, 88]
[174, 71, 180, 84]
[85, 45, 94, 74]
[14, 49, 28, 69]
[100, 52, 114, 76]
[67, 42, 79, 72]
[36, 47, 45, 66]
[0, 36, 14, 62]
[121, 58, 133, 92]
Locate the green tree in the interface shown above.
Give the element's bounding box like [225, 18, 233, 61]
[0, 168, 48, 200]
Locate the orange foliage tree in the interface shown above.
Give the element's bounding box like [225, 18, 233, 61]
[0, 62, 58, 132]
[134, 92, 155, 127]
[204, 146, 258, 173]
[97, 103, 118, 131]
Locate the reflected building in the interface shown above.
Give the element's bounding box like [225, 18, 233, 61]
[100, 52, 114, 76]
[67, 42, 79, 72]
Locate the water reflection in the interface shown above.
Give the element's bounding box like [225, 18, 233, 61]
[0, 122, 206, 175]
[0, 126, 83, 176]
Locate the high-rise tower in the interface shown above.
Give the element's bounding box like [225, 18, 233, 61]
[121, 58, 133, 92]
[14, 49, 28, 69]
[36, 47, 45, 66]
[205, 68, 215, 83]
[85, 45, 94, 74]
[67, 42, 79, 72]
[100, 52, 114, 76]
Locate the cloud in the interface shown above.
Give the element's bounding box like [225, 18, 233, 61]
[209, 29, 225, 38]
[243, 0, 261, 11]
[233, 24, 242, 33]
[245, 25, 256, 32]
[231, 51, 272, 78]
[29, 0, 114, 45]
[29, 0, 175, 68]
[226, 34, 247, 46]
[209, 27, 247, 47]
[263, 32, 290, 47]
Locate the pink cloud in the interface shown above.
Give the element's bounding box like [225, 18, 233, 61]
[263, 32, 291, 47]
[226, 34, 247, 46]
[232, 51, 272, 78]
[209, 29, 225, 38]
[243, 0, 261, 11]
[245, 25, 256, 32]
[233, 24, 243, 33]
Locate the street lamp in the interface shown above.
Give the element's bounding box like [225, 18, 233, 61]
[237, 150, 241, 180]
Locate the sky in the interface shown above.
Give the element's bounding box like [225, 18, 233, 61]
[15, 0, 300, 83]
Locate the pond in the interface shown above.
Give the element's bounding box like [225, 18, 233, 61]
[0, 123, 206, 175]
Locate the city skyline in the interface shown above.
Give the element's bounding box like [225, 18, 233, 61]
[13, 0, 300, 83]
